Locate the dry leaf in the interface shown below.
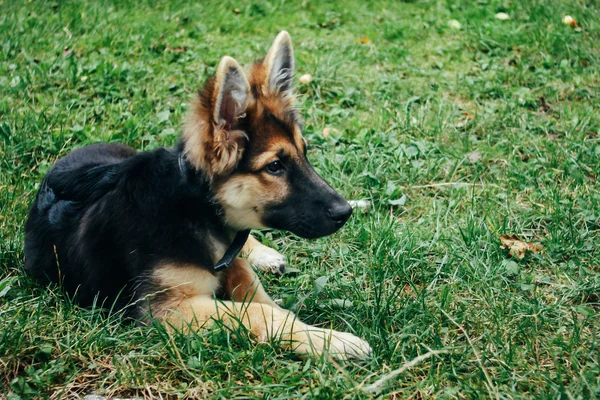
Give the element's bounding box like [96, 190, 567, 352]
[466, 151, 482, 163]
[562, 15, 577, 27]
[356, 36, 372, 44]
[500, 234, 543, 259]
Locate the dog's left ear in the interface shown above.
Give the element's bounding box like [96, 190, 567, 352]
[263, 31, 294, 98]
[213, 56, 251, 130]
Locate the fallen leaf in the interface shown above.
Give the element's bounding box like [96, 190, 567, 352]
[0, 278, 12, 298]
[322, 127, 330, 138]
[348, 199, 371, 210]
[244, 369, 254, 381]
[157, 110, 170, 122]
[499, 234, 543, 259]
[388, 194, 407, 206]
[314, 276, 329, 295]
[319, 298, 353, 309]
[562, 15, 577, 27]
[281, 267, 301, 276]
[356, 36, 372, 44]
[466, 151, 482, 163]
[501, 260, 520, 276]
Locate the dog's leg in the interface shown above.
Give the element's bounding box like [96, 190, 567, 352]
[162, 296, 372, 360]
[222, 258, 280, 308]
[242, 234, 286, 275]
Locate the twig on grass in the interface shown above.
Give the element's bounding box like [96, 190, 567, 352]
[361, 349, 447, 394]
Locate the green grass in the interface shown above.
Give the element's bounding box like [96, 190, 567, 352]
[1, 0, 599, 398]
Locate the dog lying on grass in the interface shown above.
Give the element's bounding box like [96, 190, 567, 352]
[24, 31, 372, 360]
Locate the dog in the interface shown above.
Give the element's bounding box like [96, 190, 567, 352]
[24, 31, 372, 360]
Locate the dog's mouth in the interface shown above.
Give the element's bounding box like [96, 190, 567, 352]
[264, 201, 353, 239]
[291, 224, 335, 239]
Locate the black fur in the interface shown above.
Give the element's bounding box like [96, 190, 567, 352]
[24, 143, 230, 315]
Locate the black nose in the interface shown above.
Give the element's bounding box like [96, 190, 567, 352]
[328, 201, 353, 225]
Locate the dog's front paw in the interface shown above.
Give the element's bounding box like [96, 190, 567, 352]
[293, 328, 372, 360]
[247, 245, 287, 275]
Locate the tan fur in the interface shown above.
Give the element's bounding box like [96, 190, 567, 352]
[150, 260, 371, 358]
[246, 69, 297, 125]
[242, 235, 275, 259]
[214, 174, 289, 230]
[182, 57, 249, 180]
[157, 266, 371, 359]
[207, 235, 229, 264]
[222, 258, 278, 307]
[150, 264, 221, 319]
[293, 125, 306, 154]
[248, 140, 299, 170]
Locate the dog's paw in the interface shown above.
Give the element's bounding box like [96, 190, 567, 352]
[294, 328, 372, 360]
[247, 245, 287, 275]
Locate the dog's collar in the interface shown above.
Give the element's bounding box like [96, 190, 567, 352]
[214, 229, 251, 271]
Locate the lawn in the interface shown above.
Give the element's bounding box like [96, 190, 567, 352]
[1, 0, 599, 398]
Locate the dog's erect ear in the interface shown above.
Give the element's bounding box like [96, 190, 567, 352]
[183, 56, 250, 179]
[263, 31, 294, 98]
[213, 56, 250, 129]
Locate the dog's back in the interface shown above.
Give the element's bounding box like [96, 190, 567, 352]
[24, 143, 137, 305]
[24, 141, 224, 314]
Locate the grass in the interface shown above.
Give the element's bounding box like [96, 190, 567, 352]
[1, 0, 599, 398]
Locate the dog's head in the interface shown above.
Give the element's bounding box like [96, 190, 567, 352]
[183, 31, 351, 239]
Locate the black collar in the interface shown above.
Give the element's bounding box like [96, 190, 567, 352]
[214, 229, 251, 271]
[176, 150, 250, 271]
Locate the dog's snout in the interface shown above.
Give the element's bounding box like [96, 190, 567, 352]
[328, 201, 353, 225]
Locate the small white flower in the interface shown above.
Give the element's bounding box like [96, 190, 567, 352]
[447, 19, 462, 30]
[299, 74, 312, 84]
[495, 12, 510, 20]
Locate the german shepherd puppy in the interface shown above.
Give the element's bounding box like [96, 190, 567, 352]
[24, 32, 371, 359]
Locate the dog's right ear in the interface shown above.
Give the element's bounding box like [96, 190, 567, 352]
[263, 31, 294, 99]
[183, 56, 250, 179]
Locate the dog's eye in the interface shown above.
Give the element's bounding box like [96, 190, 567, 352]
[265, 160, 284, 175]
